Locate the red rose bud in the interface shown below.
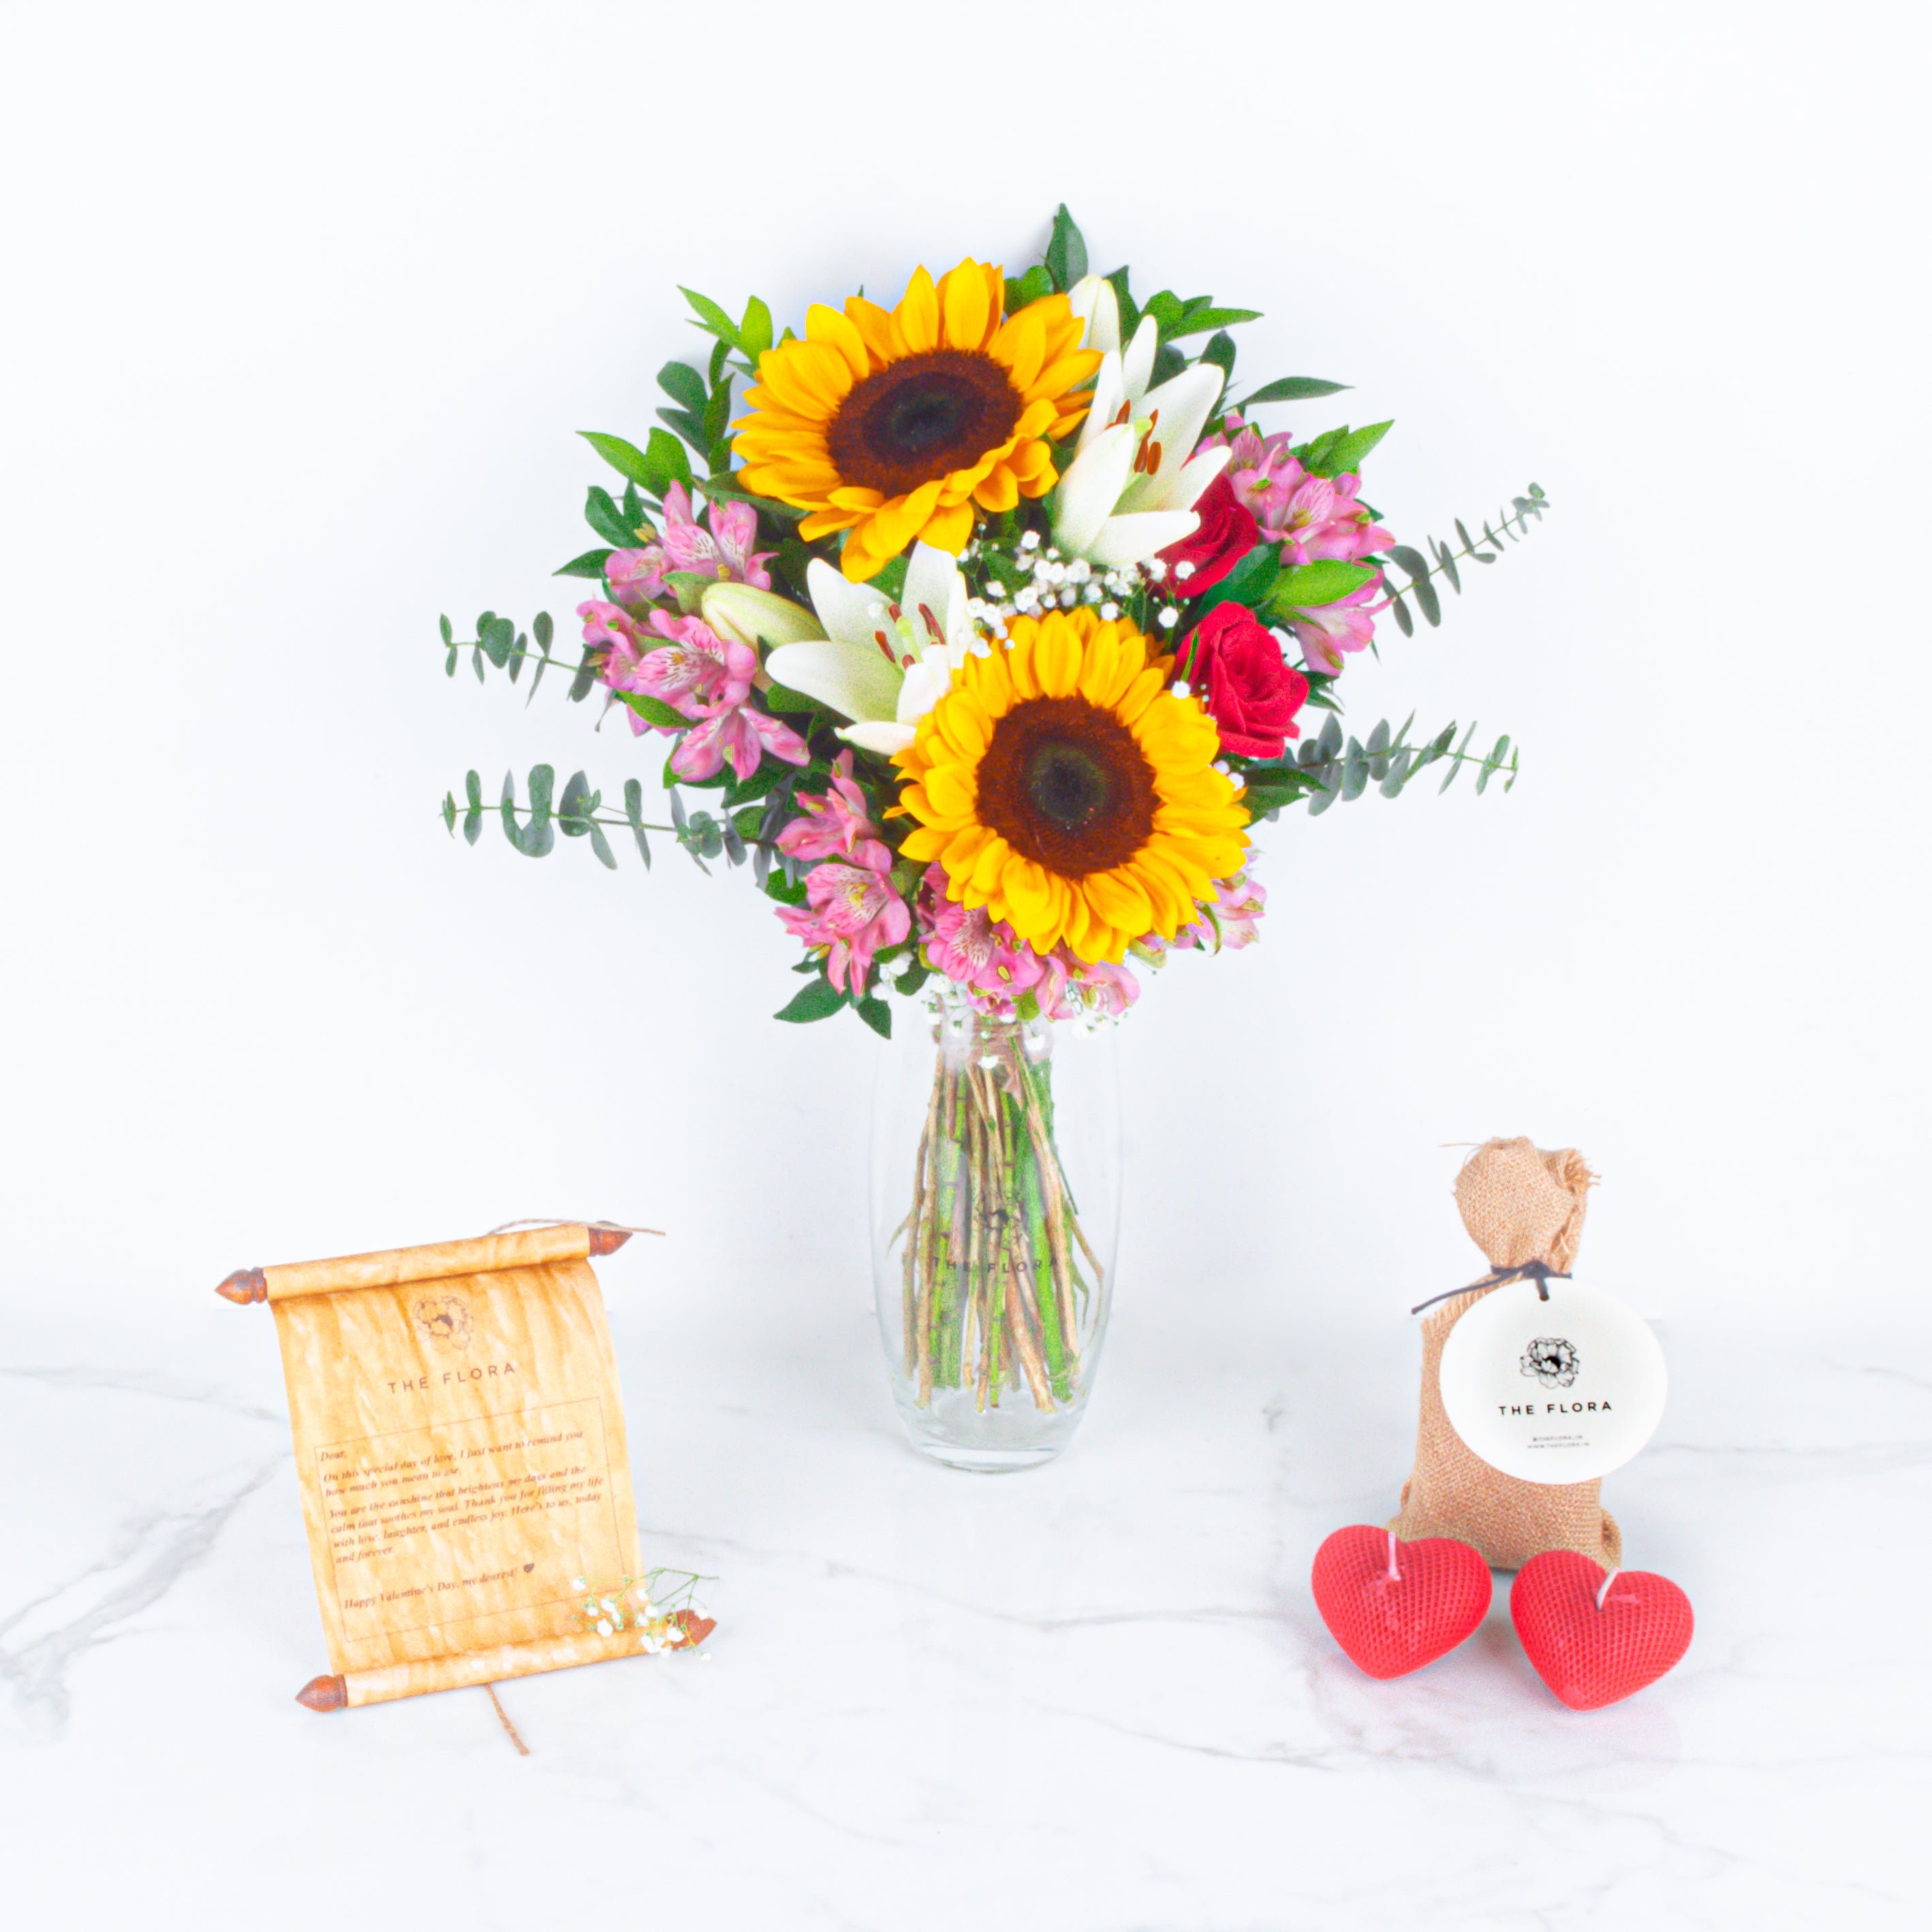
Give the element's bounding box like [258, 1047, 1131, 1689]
[1157, 473, 1264, 597]
[1174, 604, 1310, 762]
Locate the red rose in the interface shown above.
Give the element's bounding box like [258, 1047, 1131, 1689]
[1174, 603, 1310, 761]
[1157, 473, 1263, 596]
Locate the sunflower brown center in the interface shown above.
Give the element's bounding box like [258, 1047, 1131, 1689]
[826, 349, 1024, 499]
[975, 696, 1157, 877]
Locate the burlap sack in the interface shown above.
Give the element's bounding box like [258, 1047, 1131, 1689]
[1388, 1137, 1621, 1572]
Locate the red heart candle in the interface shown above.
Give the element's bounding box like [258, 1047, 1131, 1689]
[1311, 1525, 1492, 1679]
[1510, 1549, 1694, 1709]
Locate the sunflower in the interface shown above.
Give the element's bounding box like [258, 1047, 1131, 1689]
[732, 260, 1100, 582]
[893, 608, 1251, 964]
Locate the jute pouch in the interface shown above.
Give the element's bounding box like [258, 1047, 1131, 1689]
[1388, 1137, 1621, 1572]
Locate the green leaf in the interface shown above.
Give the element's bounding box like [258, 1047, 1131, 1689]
[854, 993, 892, 1040]
[588, 822, 618, 870]
[1160, 305, 1262, 340]
[1195, 542, 1280, 616]
[1044, 204, 1087, 292]
[1305, 420, 1393, 478]
[579, 431, 656, 488]
[738, 296, 773, 362]
[1104, 266, 1139, 343]
[1442, 721, 1479, 792]
[620, 689, 689, 732]
[644, 427, 693, 493]
[441, 792, 456, 836]
[463, 770, 483, 846]
[1241, 376, 1351, 405]
[1386, 544, 1441, 626]
[775, 978, 845, 1025]
[657, 361, 707, 411]
[585, 486, 638, 550]
[1366, 718, 1391, 779]
[679, 286, 740, 347]
[762, 680, 818, 716]
[1198, 330, 1236, 382]
[1003, 264, 1054, 312]
[479, 616, 516, 668]
[623, 779, 651, 867]
[1476, 734, 1512, 794]
[1269, 560, 1377, 612]
[438, 614, 454, 645]
[657, 405, 710, 456]
[568, 646, 599, 703]
[1341, 738, 1369, 800]
[558, 770, 593, 830]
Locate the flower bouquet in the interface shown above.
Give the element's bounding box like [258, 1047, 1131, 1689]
[440, 206, 1547, 1467]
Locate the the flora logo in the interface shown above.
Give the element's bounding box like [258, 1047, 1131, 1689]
[1520, 1336, 1580, 1389]
[411, 1293, 472, 1350]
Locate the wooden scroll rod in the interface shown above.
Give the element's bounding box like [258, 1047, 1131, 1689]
[215, 1222, 643, 1305]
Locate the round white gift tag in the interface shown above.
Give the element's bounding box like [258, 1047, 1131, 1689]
[1437, 1278, 1666, 1484]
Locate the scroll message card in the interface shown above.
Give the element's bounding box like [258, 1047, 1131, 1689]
[217, 1223, 711, 1710]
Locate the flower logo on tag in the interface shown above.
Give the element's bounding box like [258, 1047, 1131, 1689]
[411, 1293, 472, 1350]
[1521, 1336, 1580, 1389]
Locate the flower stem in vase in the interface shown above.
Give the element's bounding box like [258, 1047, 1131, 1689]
[903, 1025, 1097, 1415]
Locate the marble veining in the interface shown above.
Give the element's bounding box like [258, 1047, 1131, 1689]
[1, 1305, 1926, 1930]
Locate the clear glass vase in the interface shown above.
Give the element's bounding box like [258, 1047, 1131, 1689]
[870, 987, 1121, 1472]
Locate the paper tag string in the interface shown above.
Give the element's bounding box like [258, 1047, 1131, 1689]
[1409, 1258, 1572, 1317]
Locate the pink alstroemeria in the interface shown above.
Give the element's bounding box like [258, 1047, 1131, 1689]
[1036, 948, 1140, 1021]
[776, 751, 877, 864]
[670, 702, 810, 783]
[1204, 413, 1392, 564]
[1174, 875, 1268, 952]
[778, 850, 910, 997]
[1283, 578, 1386, 674]
[604, 483, 775, 608]
[916, 867, 1044, 1009]
[593, 608, 755, 730]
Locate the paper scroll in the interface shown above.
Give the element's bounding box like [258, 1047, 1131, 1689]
[219, 1224, 708, 1709]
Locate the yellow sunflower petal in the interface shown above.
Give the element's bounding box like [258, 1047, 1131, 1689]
[937, 260, 993, 354]
[894, 266, 939, 354]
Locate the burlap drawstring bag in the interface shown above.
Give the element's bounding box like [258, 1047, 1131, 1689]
[1388, 1137, 1621, 1572]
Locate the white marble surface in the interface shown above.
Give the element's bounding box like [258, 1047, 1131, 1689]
[3, 1285, 1927, 1932]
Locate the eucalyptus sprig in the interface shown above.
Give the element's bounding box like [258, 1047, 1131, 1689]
[1370, 485, 1551, 636]
[1239, 713, 1518, 821]
[440, 610, 599, 703]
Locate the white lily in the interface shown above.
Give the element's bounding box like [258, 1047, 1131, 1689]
[1068, 273, 1121, 355]
[763, 542, 978, 757]
[1050, 309, 1231, 567]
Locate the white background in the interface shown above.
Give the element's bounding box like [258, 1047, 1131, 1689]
[3, 0, 1927, 1334]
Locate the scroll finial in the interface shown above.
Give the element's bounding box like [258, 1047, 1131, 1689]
[216, 1267, 268, 1305]
[587, 1228, 632, 1256]
[296, 1673, 347, 1712]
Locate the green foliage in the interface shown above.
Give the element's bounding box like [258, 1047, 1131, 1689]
[1044, 204, 1087, 292]
[1266, 560, 1379, 614]
[1372, 484, 1551, 638]
[1296, 421, 1394, 478]
[555, 547, 614, 580]
[1241, 712, 1518, 821]
[441, 610, 597, 706]
[580, 427, 691, 498]
[1238, 375, 1351, 406]
[1003, 263, 1054, 313]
